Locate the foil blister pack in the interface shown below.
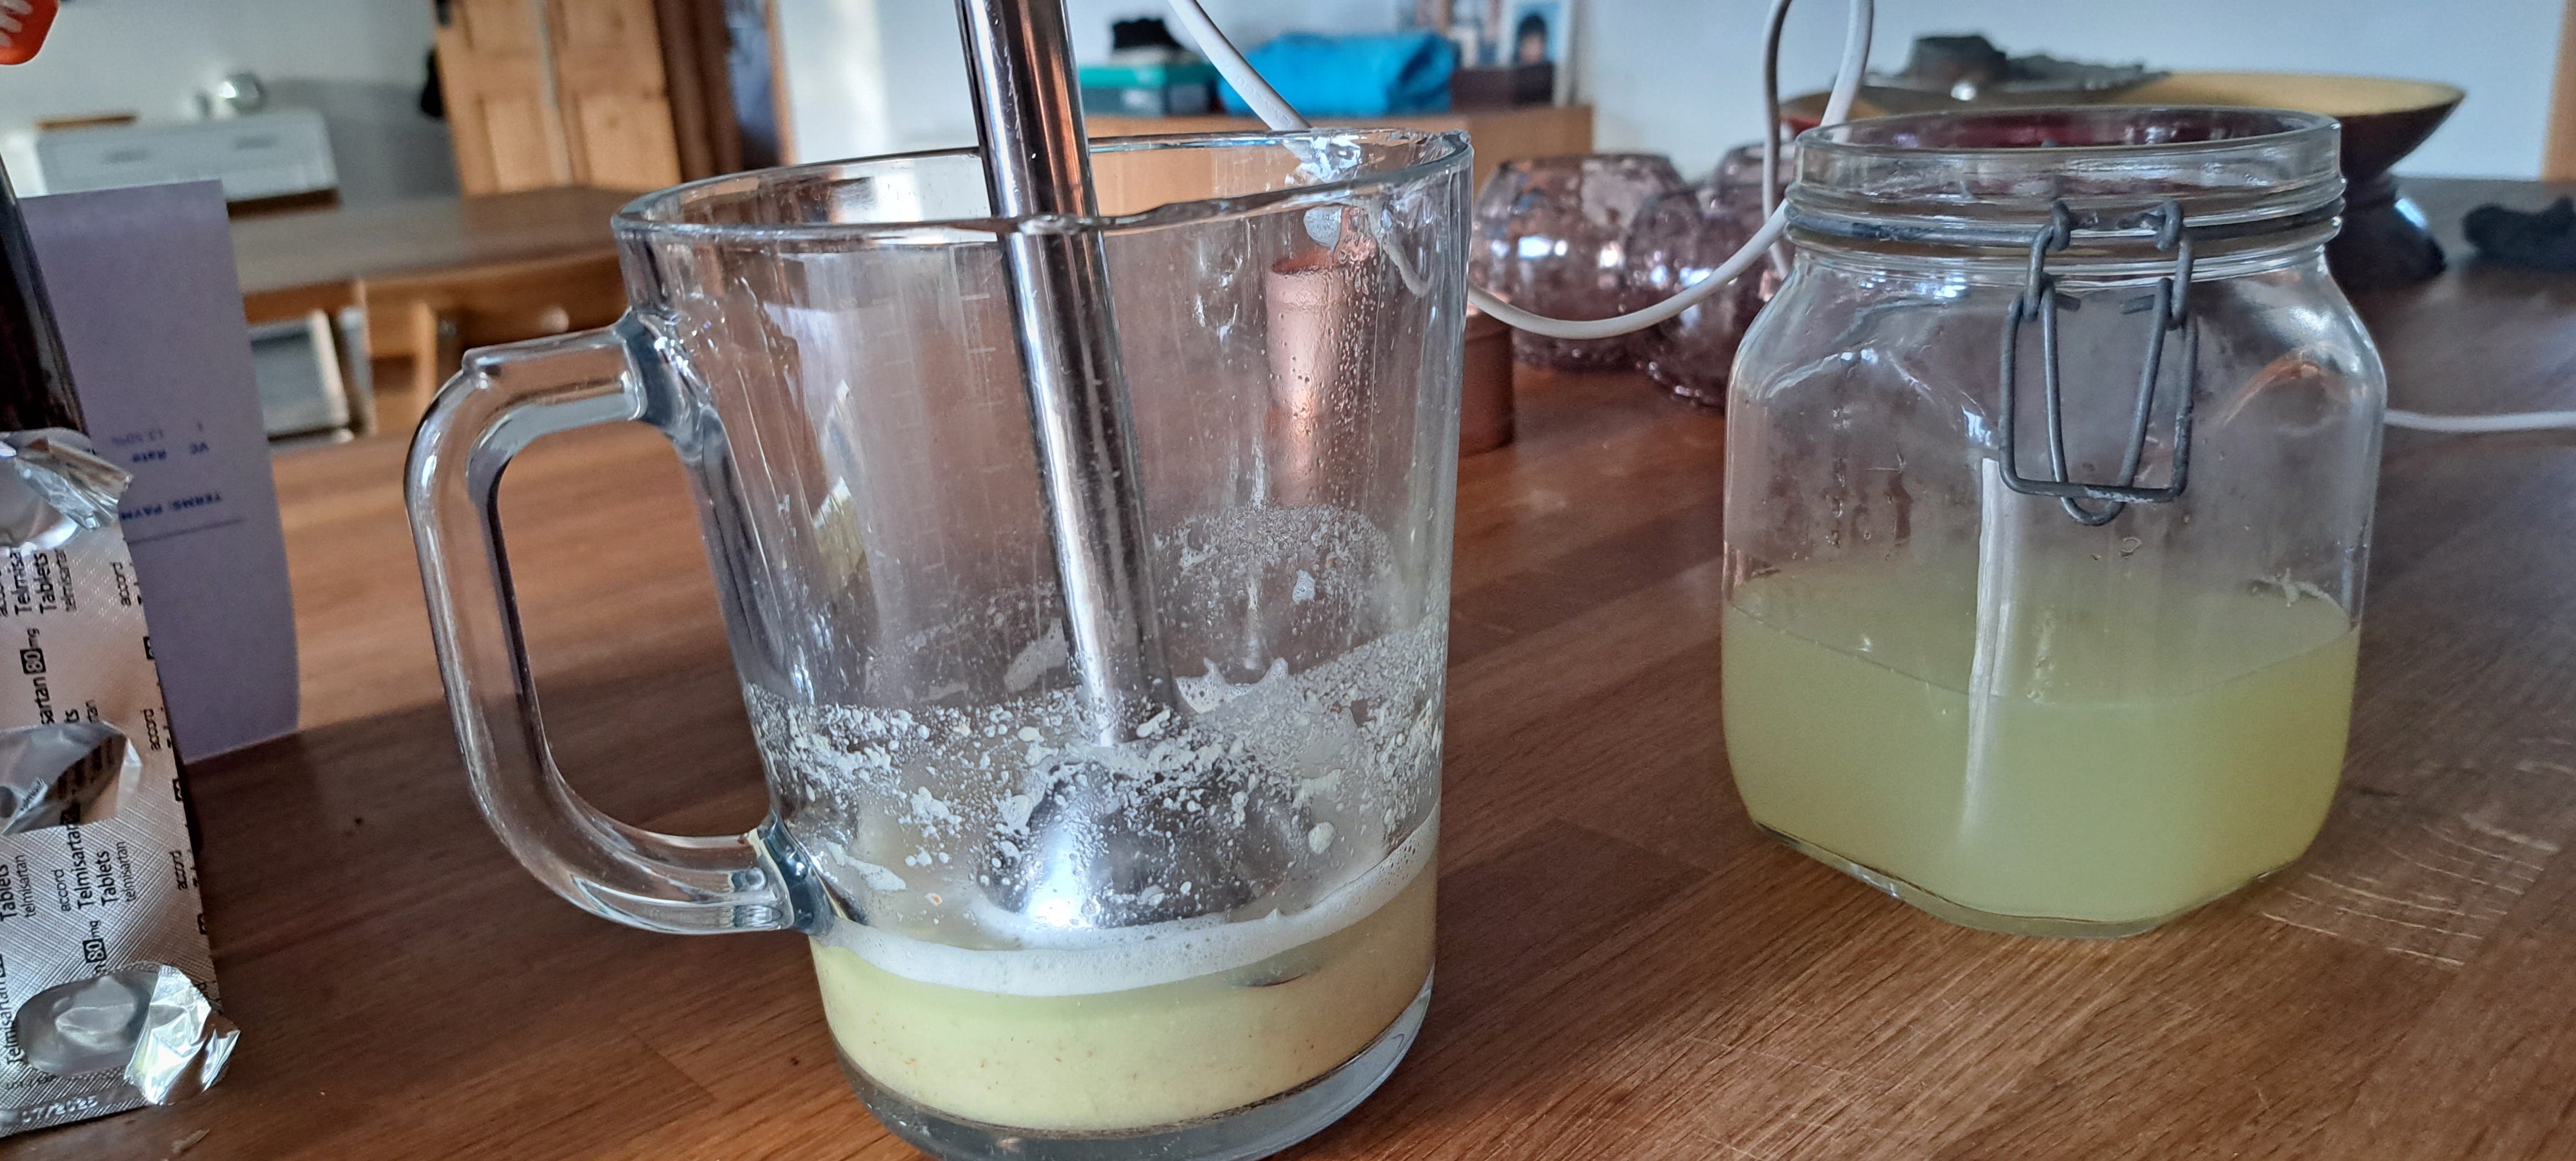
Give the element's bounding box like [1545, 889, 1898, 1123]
[0, 430, 231, 1138]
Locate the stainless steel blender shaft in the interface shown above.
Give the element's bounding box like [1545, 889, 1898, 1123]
[954, 0, 1296, 931]
[954, 0, 1180, 746]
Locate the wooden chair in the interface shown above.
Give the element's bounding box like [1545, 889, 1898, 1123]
[357, 250, 627, 427]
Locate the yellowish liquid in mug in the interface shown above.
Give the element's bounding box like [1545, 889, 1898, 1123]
[811, 860, 1433, 1133]
[1724, 564, 2358, 928]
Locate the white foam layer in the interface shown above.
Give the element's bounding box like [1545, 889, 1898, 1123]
[817, 809, 1438, 997]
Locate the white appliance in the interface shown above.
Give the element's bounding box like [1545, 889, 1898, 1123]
[25, 109, 335, 202]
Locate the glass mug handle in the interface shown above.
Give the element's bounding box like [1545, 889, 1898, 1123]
[407, 320, 798, 935]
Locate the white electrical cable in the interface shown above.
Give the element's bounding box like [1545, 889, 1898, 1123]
[1166, 0, 1871, 342]
[1757, 0, 1799, 275]
[1162, 0, 1304, 131]
[2384, 408, 2576, 433]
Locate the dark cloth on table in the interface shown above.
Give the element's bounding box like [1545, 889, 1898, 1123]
[2465, 197, 2576, 270]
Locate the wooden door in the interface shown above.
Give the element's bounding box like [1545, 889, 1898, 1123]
[436, 0, 735, 194]
[436, 0, 573, 193]
[545, 0, 684, 191]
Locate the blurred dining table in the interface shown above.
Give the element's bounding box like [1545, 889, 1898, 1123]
[231, 186, 633, 330]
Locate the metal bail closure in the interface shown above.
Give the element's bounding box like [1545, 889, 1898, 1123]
[1997, 198, 2198, 526]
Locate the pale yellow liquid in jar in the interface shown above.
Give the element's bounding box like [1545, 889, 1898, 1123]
[1723, 565, 2358, 928]
[811, 858, 1433, 1133]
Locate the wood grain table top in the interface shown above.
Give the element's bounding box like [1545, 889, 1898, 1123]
[230, 187, 636, 321]
[19, 177, 2576, 1159]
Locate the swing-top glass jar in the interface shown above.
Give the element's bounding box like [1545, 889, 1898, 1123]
[1723, 107, 2384, 936]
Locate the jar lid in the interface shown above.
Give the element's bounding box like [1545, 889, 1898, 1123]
[1789, 106, 2343, 247]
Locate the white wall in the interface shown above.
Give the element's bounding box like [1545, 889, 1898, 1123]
[777, 0, 1412, 159]
[0, 0, 452, 204]
[0, 0, 238, 130]
[876, 0, 982, 151]
[232, 0, 442, 84]
[779, 0, 2567, 179]
[777, 0, 897, 160]
[1063, 0, 1400, 61]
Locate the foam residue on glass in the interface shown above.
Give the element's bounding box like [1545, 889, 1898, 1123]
[748, 503, 1445, 991]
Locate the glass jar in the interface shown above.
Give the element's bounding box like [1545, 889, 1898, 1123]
[1709, 138, 1792, 214]
[1627, 186, 1770, 406]
[1470, 153, 1685, 369]
[1723, 108, 2384, 937]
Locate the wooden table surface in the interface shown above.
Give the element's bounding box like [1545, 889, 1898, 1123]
[22, 177, 2576, 1159]
[231, 186, 635, 324]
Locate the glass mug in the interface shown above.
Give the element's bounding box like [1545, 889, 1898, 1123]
[1725, 107, 2381, 937]
[408, 130, 1468, 1160]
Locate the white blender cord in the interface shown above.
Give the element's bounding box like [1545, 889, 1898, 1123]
[2384, 408, 2576, 432]
[1168, 0, 2574, 433]
[1167, 0, 1869, 342]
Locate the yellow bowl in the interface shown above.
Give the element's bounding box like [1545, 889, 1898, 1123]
[2120, 71, 2462, 181]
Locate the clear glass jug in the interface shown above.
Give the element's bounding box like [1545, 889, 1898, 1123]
[408, 129, 1468, 1159]
[1724, 108, 2383, 937]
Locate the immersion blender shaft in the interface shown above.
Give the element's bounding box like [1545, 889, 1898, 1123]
[953, 0, 1179, 745]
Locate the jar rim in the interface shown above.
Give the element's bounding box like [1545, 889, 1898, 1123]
[1789, 105, 2344, 243]
[1798, 105, 2338, 159]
